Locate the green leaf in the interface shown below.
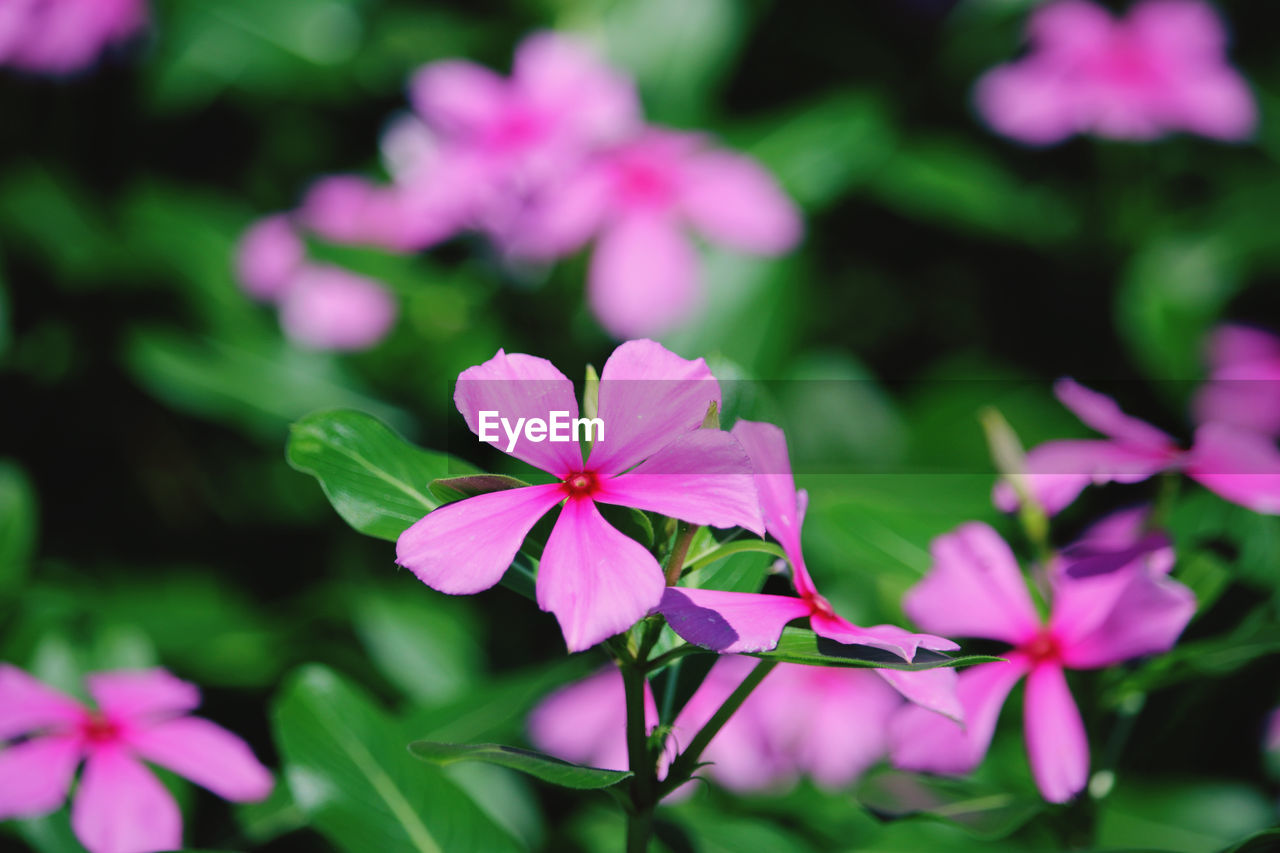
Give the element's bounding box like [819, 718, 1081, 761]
[682, 539, 787, 576]
[856, 767, 1042, 841]
[408, 742, 632, 790]
[272, 665, 519, 853]
[748, 627, 999, 671]
[286, 410, 475, 541]
[427, 474, 529, 505]
[1222, 829, 1280, 853]
[0, 460, 37, 593]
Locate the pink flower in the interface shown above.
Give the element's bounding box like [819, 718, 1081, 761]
[235, 215, 306, 302]
[975, 0, 1255, 145]
[1193, 324, 1280, 437]
[657, 420, 963, 719]
[527, 668, 656, 772]
[993, 378, 1280, 515]
[507, 130, 802, 338]
[889, 517, 1194, 802]
[0, 665, 272, 853]
[0, 0, 147, 75]
[395, 340, 764, 652]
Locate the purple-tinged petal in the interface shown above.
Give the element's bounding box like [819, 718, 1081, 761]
[503, 163, 611, 260]
[126, 717, 273, 802]
[453, 349, 584, 478]
[1023, 663, 1088, 803]
[596, 430, 763, 534]
[409, 60, 509, 138]
[1054, 379, 1178, 450]
[1027, 0, 1114, 57]
[904, 523, 1040, 645]
[1194, 325, 1280, 435]
[781, 667, 901, 789]
[679, 151, 801, 255]
[974, 63, 1083, 147]
[537, 497, 666, 651]
[658, 588, 813, 653]
[71, 746, 182, 853]
[0, 734, 81, 819]
[1058, 507, 1174, 578]
[586, 215, 701, 340]
[512, 32, 640, 144]
[812, 612, 959, 660]
[1186, 423, 1280, 514]
[396, 484, 565, 595]
[279, 265, 398, 352]
[0, 664, 85, 739]
[875, 668, 963, 724]
[234, 215, 304, 302]
[1172, 68, 1256, 141]
[729, 421, 817, 596]
[1127, 0, 1227, 62]
[588, 339, 720, 478]
[86, 669, 199, 723]
[1206, 324, 1280, 371]
[527, 667, 656, 772]
[1055, 568, 1195, 669]
[890, 659, 1029, 775]
[992, 439, 1175, 516]
[299, 176, 437, 252]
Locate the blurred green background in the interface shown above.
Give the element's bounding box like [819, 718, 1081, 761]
[4, 0, 1280, 850]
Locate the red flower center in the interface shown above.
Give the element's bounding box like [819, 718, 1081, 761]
[562, 470, 600, 498]
[1021, 630, 1062, 665]
[81, 713, 121, 745]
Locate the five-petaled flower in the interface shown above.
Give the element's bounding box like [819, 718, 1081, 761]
[395, 339, 764, 652]
[975, 0, 1255, 145]
[0, 665, 273, 853]
[0, 0, 148, 75]
[889, 512, 1194, 802]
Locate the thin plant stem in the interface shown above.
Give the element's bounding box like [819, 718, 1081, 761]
[663, 522, 698, 586]
[620, 659, 656, 853]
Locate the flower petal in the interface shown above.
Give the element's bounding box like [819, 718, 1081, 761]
[1023, 663, 1088, 803]
[0, 735, 81, 820]
[453, 349, 584, 477]
[0, 664, 85, 739]
[875, 667, 964, 725]
[409, 60, 509, 138]
[679, 150, 801, 255]
[279, 265, 398, 352]
[587, 215, 701, 340]
[812, 612, 960, 660]
[1055, 568, 1195, 669]
[71, 747, 182, 853]
[86, 669, 199, 722]
[537, 497, 666, 651]
[596, 430, 763, 534]
[1054, 379, 1178, 450]
[657, 588, 813, 653]
[992, 439, 1174, 516]
[890, 659, 1029, 775]
[234, 215, 304, 302]
[396, 484, 565, 595]
[973, 63, 1083, 147]
[783, 667, 901, 789]
[1172, 68, 1256, 141]
[527, 667, 656, 772]
[588, 339, 720, 478]
[1185, 423, 1280, 514]
[127, 717, 273, 802]
[904, 522, 1040, 645]
[1028, 0, 1114, 57]
[512, 32, 639, 143]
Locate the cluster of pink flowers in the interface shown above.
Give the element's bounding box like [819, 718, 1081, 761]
[0, 0, 147, 75]
[235, 32, 801, 347]
[975, 0, 1255, 145]
[0, 665, 272, 853]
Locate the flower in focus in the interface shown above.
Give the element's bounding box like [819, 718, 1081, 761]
[507, 130, 802, 339]
[395, 339, 764, 652]
[1193, 324, 1280, 437]
[0, 0, 147, 75]
[233, 215, 398, 352]
[889, 515, 1194, 802]
[975, 0, 1255, 145]
[993, 378, 1280, 516]
[527, 667, 656, 772]
[0, 665, 273, 853]
[658, 420, 963, 719]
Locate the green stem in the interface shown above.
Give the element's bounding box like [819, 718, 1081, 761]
[620, 660, 656, 853]
[663, 522, 698, 586]
[643, 643, 702, 674]
[657, 658, 778, 799]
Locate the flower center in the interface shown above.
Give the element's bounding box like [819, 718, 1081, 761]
[81, 713, 121, 745]
[1021, 630, 1062, 665]
[613, 159, 678, 209]
[562, 470, 600, 498]
[807, 592, 836, 619]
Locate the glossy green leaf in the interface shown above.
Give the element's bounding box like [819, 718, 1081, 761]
[427, 474, 529, 505]
[408, 741, 632, 790]
[748, 627, 1000, 671]
[856, 767, 1042, 841]
[272, 665, 519, 853]
[286, 410, 475, 541]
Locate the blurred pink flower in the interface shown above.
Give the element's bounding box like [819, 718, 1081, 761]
[527, 667, 657, 772]
[507, 130, 802, 338]
[0, 0, 147, 75]
[396, 340, 764, 652]
[658, 420, 963, 720]
[0, 665, 272, 853]
[235, 215, 305, 302]
[975, 0, 1255, 145]
[994, 378, 1280, 515]
[889, 518, 1194, 802]
[1193, 324, 1280, 437]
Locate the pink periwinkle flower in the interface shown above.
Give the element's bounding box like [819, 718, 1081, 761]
[0, 665, 272, 853]
[507, 130, 802, 339]
[1193, 324, 1280, 438]
[975, 0, 1256, 145]
[395, 339, 765, 652]
[657, 420, 963, 719]
[889, 515, 1194, 802]
[994, 378, 1280, 516]
[233, 216, 398, 352]
[0, 0, 147, 75]
[527, 667, 657, 772]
